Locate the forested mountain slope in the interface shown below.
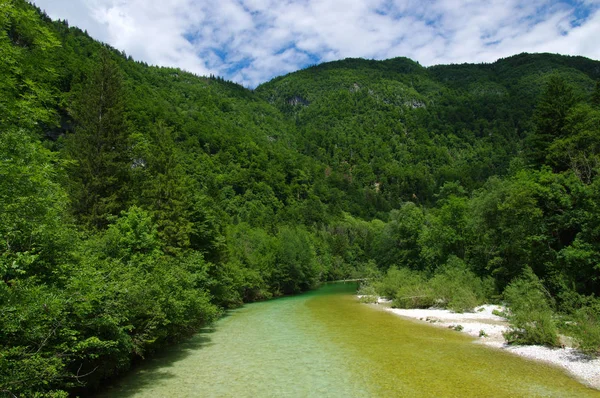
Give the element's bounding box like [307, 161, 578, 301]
[257, 54, 600, 216]
[1, 0, 600, 396]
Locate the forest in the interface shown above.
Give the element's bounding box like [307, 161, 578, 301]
[1, 0, 600, 396]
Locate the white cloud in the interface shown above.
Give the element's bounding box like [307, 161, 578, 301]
[31, 0, 600, 87]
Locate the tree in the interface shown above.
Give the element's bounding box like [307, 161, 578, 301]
[419, 193, 468, 269]
[273, 226, 319, 294]
[374, 202, 425, 270]
[0, 0, 61, 133]
[0, 130, 71, 283]
[546, 104, 600, 180]
[64, 48, 129, 229]
[592, 81, 600, 108]
[527, 75, 576, 166]
[503, 267, 559, 347]
[131, 122, 193, 251]
[468, 174, 546, 288]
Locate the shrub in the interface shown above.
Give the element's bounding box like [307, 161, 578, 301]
[492, 309, 508, 318]
[503, 267, 559, 347]
[429, 256, 494, 312]
[372, 266, 434, 308]
[393, 282, 436, 309]
[374, 267, 417, 299]
[571, 298, 600, 356]
[385, 268, 435, 309]
[372, 259, 495, 311]
[357, 284, 378, 303]
[359, 295, 379, 304]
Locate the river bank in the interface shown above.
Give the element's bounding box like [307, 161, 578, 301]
[360, 296, 600, 390]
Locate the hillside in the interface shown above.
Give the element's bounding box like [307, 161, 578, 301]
[257, 54, 599, 216]
[1, 0, 600, 395]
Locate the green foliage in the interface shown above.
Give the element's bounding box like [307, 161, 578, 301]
[3, 1, 600, 394]
[592, 81, 600, 107]
[373, 267, 434, 308]
[0, 129, 71, 282]
[429, 256, 494, 313]
[534, 75, 577, 138]
[503, 267, 559, 347]
[527, 75, 578, 166]
[374, 258, 493, 312]
[357, 284, 378, 303]
[546, 103, 600, 181]
[375, 203, 425, 270]
[63, 208, 219, 387]
[274, 226, 320, 294]
[63, 49, 130, 229]
[0, 0, 61, 132]
[320, 213, 384, 279]
[570, 298, 600, 356]
[130, 121, 196, 251]
[99, 206, 162, 264]
[217, 223, 323, 304]
[375, 267, 419, 299]
[0, 280, 72, 396]
[465, 169, 583, 290]
[221, 223, 277, 303]
[419, 187, 468, 269]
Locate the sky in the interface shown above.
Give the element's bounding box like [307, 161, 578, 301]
[31, 0, 600, 88]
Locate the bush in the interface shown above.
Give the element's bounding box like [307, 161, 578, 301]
[429, 256, 494, 312]
[372, 259, 494, 311]
[357, 283, 378, 303]
[374, 267, 414, 299]
[570, 298, 600, 356]
[0, 281, 71, 397]
[393, 281, 436, 309]
[376, 268, 435, 309]
[503, 267, 559, 347]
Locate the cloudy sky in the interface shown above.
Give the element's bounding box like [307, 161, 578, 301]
[31, 0, 600, 87]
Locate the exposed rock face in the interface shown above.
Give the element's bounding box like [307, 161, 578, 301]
[404, 99, 426, 109]
[287, 95, 309, 106]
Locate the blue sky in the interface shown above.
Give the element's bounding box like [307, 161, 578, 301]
[32, 0, 600, 88]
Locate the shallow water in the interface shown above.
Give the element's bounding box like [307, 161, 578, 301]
[99, 283, 600, 397]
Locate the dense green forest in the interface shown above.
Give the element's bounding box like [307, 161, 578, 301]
[1, 0, 600, 395]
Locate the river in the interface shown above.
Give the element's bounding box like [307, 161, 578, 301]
[99, 283, 599, 397]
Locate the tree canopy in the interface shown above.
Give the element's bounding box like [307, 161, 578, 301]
[2, 1, 600, 395]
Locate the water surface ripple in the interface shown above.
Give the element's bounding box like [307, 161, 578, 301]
[100, 283, 600, 397]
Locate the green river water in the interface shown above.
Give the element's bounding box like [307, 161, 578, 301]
[100, 283, 599, 397]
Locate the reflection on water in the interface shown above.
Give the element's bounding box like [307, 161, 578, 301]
[99, 283, 599, 397]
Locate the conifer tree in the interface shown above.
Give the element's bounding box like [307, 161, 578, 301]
[64, 49, 130, 228]
[132, 121, 193, 251]
[527, 75, 576, 166]
[592, 81, 600, 108]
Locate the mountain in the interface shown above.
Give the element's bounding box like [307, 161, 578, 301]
[256, 54, 599, 216]
[2, 1, 600, 395]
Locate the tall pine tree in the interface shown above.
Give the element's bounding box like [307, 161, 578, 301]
[592, 80, 600, 108]
[526, 75, 576, 167]
[64, 48, 130, 228]
[131, 121, 193, 252]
